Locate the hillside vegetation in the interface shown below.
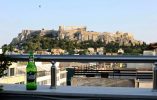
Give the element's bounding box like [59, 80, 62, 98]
[8, 34, 147, 55]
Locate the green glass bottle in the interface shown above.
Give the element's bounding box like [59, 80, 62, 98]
[26, 51, 37, 90]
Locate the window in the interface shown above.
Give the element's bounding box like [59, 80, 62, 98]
[60, 73, 66, 79]
[10, 68, 15, 76]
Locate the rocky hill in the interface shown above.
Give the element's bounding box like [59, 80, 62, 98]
[11, 26, 144, 46]
[11, 29, 58, 45]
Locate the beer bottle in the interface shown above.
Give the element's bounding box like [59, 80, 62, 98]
[26, 51, 37, 90]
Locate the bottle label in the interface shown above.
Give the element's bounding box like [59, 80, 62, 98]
[27, 72, 36, 82]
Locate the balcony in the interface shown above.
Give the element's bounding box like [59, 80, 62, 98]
[1, 55, 157, 100]
[1, 84, 157, 100]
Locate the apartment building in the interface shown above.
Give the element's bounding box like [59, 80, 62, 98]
[0, 62, 67, 86]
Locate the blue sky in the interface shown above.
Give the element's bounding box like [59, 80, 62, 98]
[0, 0, 157, 47]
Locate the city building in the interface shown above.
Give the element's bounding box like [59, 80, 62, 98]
[0, 63, 25, 84]
[146, 43, 157, 55]
[127, 50, 154, 69]
[118, 48, 124, 54]
[36, 50, 51, 55]
[96, 47, 104, 55]
[55, 62, 67, 86]
[51, 48, 65, 55]
[0, 62, 67, 86]
[87, 48, 95, 55]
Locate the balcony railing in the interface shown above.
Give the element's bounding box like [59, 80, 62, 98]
[6, 54, 157, 63]
[6, 54, 157, 90]
[1, 54, 157, 99]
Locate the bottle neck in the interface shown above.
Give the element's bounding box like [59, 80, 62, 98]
[29, 56, 34, 62]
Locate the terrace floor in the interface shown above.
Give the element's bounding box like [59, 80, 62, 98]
[1, 84, 157, 100]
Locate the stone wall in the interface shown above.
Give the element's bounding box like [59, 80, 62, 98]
[59, 26, 86, 31]
[71, 77, 135, 87]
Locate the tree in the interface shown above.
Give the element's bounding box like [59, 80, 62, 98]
[8, 44, 14, 52]
[78, 49, 88, 55]
[0, 47, 12, 90]
[0, 51, 11, 77]
[2, 44, 8, 53]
